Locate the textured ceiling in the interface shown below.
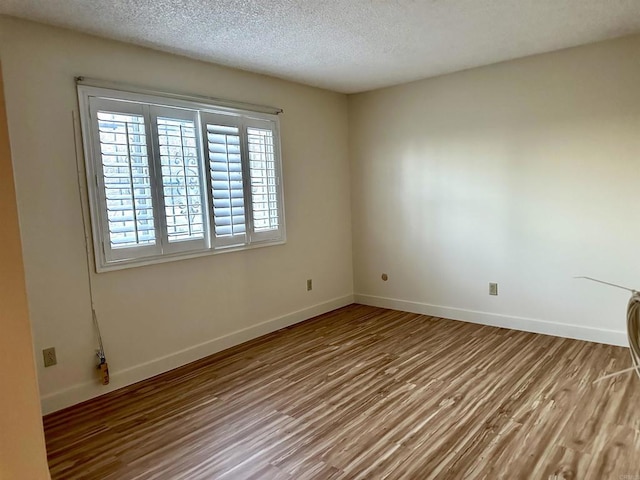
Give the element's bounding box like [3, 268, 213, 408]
[2, 1, 640, 93]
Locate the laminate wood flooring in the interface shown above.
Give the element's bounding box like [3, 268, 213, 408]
[43, 304, 640, 479]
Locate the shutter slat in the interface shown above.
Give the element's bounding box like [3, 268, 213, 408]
[156, 116, 205, 243]
[247, 127, 279, 233]
[97, 112, 157, 249]
[206, 123, 246, 238]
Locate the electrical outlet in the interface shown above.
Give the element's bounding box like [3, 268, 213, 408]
[489, 283, 498, 296]
[43, 347, 57, 367]
[381, 273, 388, 281]
[307, 279, 313, 291]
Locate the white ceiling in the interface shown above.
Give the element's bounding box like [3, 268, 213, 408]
[2, 0, 640, 93]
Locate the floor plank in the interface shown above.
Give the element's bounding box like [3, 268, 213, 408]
[43, 304, 640, 479]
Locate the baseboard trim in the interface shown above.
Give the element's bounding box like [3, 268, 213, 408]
[354, 294, 627, 347]
[41, 294, 354, 415]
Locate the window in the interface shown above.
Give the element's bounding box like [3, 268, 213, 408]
[78, 83, 285, 271]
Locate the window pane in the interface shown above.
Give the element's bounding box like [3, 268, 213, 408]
[97, 112, 156, 248]
[247, 127, 279, 232]
[157, 117, 204, 243]
[206, 124, 246, 237]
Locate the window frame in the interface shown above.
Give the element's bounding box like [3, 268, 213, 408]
[77, 82, 286, 272]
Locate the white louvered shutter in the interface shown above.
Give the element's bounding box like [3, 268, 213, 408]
[150, 106, 208, 253]
[245, 118, 284, 243]
[201, 113, 247, 247]
[81, 84, 286, 270]
[88, 98, 161, 262]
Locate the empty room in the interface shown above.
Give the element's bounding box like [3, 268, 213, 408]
[1, 1, 640, 479]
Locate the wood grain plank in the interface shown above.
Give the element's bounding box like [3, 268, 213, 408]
[44, 304, 640, 479]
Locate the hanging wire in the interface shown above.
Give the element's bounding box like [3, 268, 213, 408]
[575, 276, 640, 382]
[573, 276, 637, 293]
[72, 110, 107, 364]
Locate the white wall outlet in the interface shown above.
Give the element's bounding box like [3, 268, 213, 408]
[489, 283, 498, 296]
[307, 279, 313, 291]
[43, 347, 57, 367]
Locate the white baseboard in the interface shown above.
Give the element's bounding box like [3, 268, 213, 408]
[41, 294, 354, 415]
[354, 294, 627, 347]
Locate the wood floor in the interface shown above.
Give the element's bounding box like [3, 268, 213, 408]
[44, 304, 640, 479]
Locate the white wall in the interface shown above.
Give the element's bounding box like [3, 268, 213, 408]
[4, 16, 639, 416]
[0, 17, 353, 414]
[349, 35, 640, 345]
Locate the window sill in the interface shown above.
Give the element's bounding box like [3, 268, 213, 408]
[95, 238, 287, 273]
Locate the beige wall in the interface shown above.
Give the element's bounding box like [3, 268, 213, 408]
[4, 15, 639, 421]
[349, 35, 640, 343]
[0, 61, 51, 479]
[0, 17, 353, 413]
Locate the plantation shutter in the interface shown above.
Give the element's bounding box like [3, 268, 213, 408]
[88, 98, 161, 262]
[244, 118, 284, 243]
[200, 113, 247, 247]
[80, 83, 285, 270]
[150, 106, 208, 253]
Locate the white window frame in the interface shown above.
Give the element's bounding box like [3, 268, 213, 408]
[78, 81, 286, 272]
